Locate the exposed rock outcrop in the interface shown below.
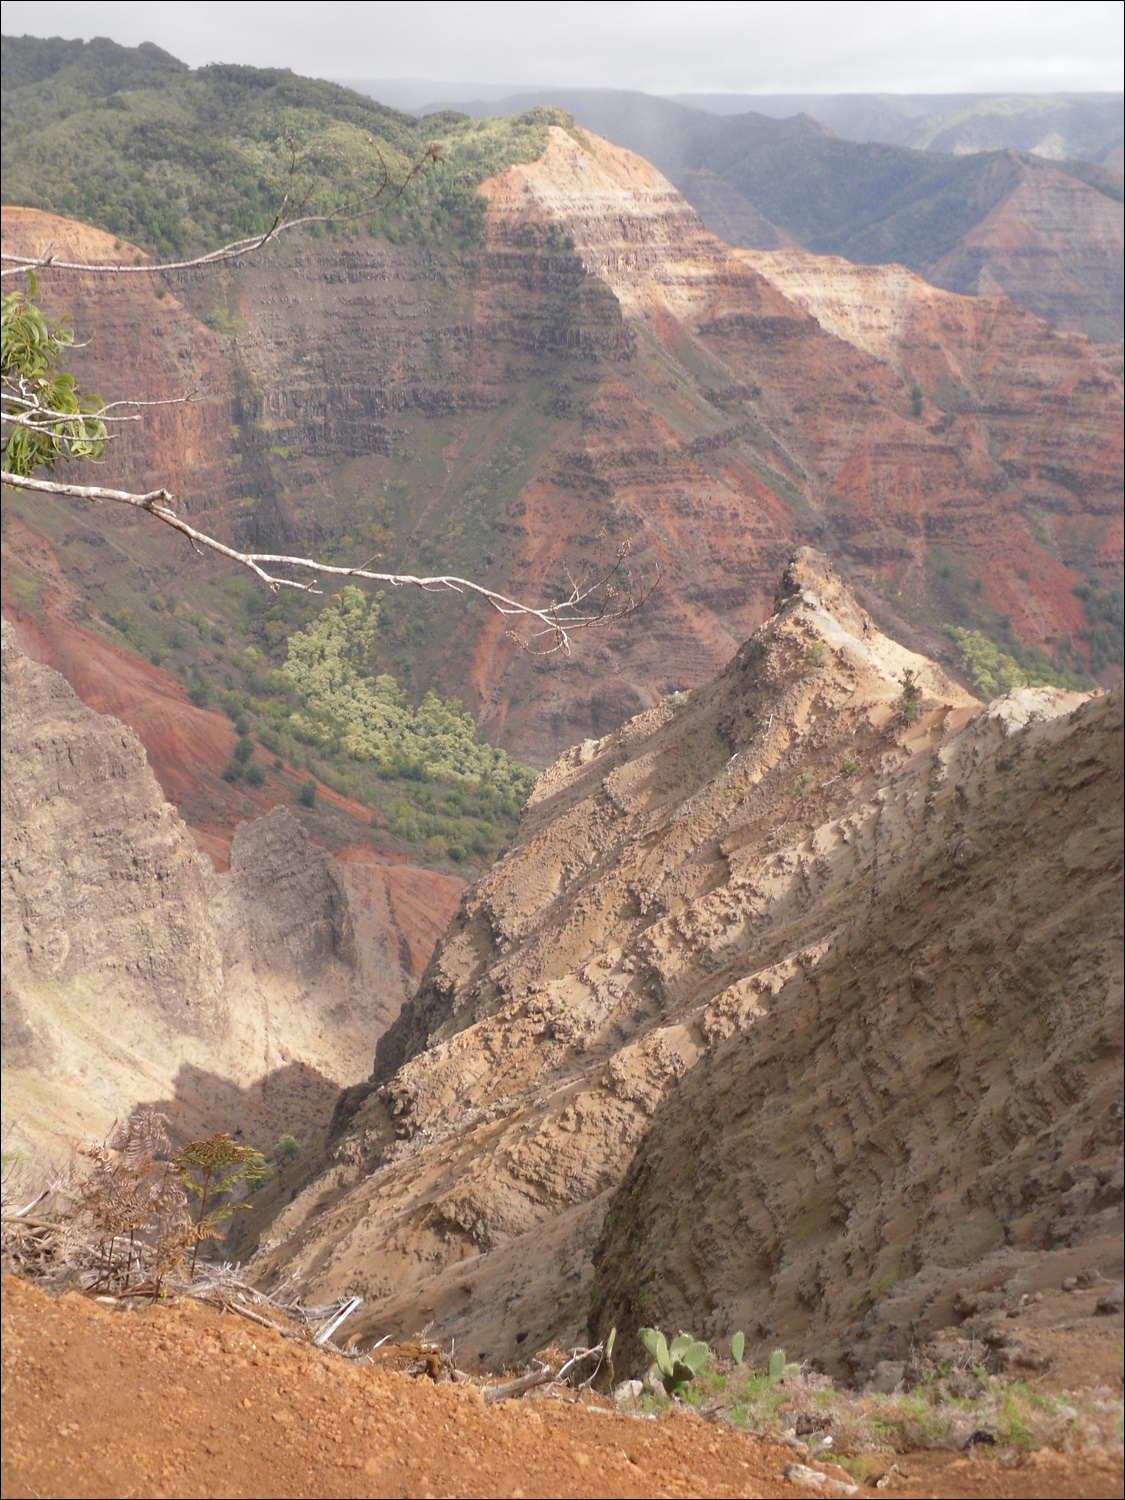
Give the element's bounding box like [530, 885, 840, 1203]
[0, 621, 461, 1164]
[250, 551, 1119, 1376]
[590, 679, 1123, 1381]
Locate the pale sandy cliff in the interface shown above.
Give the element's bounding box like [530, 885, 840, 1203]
[1, 620, 459, 1165]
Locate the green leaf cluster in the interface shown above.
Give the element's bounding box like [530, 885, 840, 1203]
[1, 276, 106, 475]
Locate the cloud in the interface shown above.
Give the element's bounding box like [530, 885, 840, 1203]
[12, 0, 1124, 94]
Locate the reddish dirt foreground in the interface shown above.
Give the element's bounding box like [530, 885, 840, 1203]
[2, 1280, 1122, 1500]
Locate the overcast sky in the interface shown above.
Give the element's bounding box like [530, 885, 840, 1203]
[8, 1, 1123, 94]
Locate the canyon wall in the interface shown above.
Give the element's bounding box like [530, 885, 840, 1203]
[1, 621, 462, 1165]
[4, 129, 1120, 782]
[246, 550, 1121, 1378]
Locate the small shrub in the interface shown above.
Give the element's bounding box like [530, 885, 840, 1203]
[894, 669, 921, 724]
[244, 763, 265, 787]
[173, 1133, 266, 1278]
[841, 760, 860, 777]
[275, 1135, 300, 1163]
[794, 771, 815, 798]
[805, 643, 827, 669]
[296, 780, 317, 808]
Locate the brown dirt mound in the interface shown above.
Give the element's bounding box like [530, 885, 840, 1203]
[2, 1278, 1120, 1500]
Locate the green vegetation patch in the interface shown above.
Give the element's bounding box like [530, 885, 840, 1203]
[1073, 578, 1124, 673]
[280, 586, 532, 797]
[944, 625, 1081, 699]
[624, 1330, 1123, 1459]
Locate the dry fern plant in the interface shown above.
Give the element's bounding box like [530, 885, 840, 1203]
[2, 1112, 269, 1298]
[76, 1107, 195, 1295]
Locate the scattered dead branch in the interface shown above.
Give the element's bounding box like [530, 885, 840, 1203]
[482, 1341, 611, 1404]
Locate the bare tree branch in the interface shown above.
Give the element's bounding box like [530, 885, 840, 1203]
[2, 471, 656, 655]
[3, 388, 198, 429]
[1, 142, 443, 280]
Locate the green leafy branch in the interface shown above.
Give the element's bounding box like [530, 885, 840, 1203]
[1, 276, 107, 475]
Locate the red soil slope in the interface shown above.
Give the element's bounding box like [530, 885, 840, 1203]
[3, 1278, 1121, 1500]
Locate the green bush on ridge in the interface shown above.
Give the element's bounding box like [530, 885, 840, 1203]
[1, 36, 568, 257]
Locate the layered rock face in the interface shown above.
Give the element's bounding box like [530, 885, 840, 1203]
[4, 133, 1120, 779]
[0, 622, 461, 1164]
[922, 155, 1124, 344]
[590, 680, 1123, 1380]
[251, 551, 1115, 1372]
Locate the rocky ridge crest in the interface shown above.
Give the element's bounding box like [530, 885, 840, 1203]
[250, 550, 1118, 1374]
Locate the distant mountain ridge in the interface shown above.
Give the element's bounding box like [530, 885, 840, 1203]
[410, 86, 1124, 341]
[338, 80, 1123, 172]
[668, 91, 1124, 171]
[4, 36, 1119, 337]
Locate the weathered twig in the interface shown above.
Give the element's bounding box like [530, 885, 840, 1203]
[314, 1294, 363, 1347]
[481, 1341, 608, 1405]
[218, 1299, 290, 1334]
[482, 1363, 553, 1405]
[1, 471, 655, 654]
[11, 1189, 50, 1220]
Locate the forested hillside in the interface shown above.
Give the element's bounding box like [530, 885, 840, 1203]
[0, 34, 562, 256]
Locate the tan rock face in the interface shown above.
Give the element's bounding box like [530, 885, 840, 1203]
[590, 681, 1123, 1382]
[237, 553, 1004, 1355]
[0, 622, 459, 1165]
[250, 551, 1119, 1376]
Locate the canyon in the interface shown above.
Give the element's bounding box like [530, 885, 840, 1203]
[1, 619, 462, 1167]
[244, 551, 1121, 1384]
[1, 93, 1122, 1434]
[2, 127, 1121, 782]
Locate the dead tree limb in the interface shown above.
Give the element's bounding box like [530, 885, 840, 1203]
[2, 471, 655, 654]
